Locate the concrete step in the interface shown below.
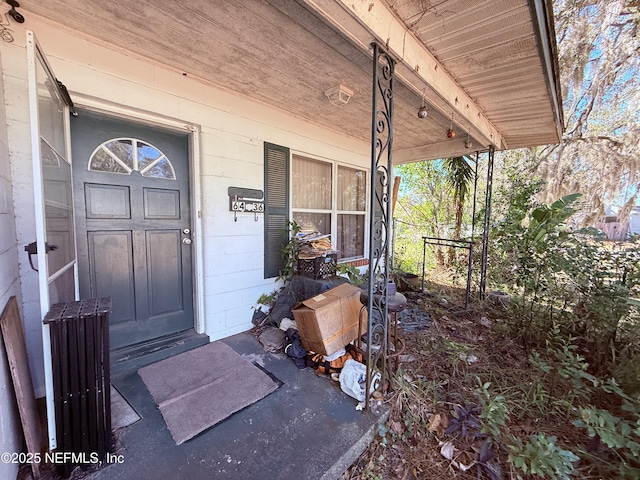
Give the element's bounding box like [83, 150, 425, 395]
[110, 329, 210, 374]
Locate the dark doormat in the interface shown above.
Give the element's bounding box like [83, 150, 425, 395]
[138, 341, 278, 444]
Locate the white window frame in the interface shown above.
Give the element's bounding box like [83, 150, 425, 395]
[290, 152, 369, 261]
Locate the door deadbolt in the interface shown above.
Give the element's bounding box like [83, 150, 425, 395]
[183, 228, 191, 235]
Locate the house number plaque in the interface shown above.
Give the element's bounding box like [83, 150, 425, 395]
[231, 201, 264, 213]
[228, 186, 264, 221]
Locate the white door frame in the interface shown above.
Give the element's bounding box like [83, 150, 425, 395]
[68, 97, 206, 338]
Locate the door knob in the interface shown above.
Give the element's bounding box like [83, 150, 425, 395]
[182, 238, 192, 245]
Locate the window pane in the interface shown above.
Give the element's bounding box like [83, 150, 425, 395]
[90, 148, 129, 174]
[337, 214, 365, 259]
[141, 157, 175, 179]
[48, 266, 75, 305]
[338, 167, 366, 211]
[36, 58, 65, 158]
[137, 142, 163, 170]
[292, 156, 331, 209]
[89, 138, 176, 179]
[292, 212, 331, 236]
[42, 141, 75, 275]
[41, 138, 60, 167]
[106, 140, 134, 169]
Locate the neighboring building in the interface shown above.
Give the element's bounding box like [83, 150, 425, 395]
[596, 206, 640, 240]
[629, 207, 640, 237]
[0, 0, 563, 471]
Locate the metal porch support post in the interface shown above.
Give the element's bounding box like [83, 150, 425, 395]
[365, 42, 394, 406]
[479, 145, 495, 299]
[465, 151, 480, 308]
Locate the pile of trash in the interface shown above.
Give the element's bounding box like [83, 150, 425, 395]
[258, 319, 377, 404]
[295, 232, 336, 259]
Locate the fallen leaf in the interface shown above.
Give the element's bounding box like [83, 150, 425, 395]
[399, 354, 416, 362]
[460, 353, 479, 364]
[438, 414, 449, 438]
[440, 441, 455, 460]
[427, 413, 442, 432]
[390, 420, 404, 434]
[456, 450, 478, 471]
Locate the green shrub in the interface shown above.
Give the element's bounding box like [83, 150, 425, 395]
[507, 433, 579, 480]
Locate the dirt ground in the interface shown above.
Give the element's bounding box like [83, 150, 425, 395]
[343, 280, 591, 480]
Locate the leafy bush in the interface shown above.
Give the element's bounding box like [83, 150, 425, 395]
[278, 220, 302, 284]
[476, 379, 509, 438]
[479, 172, 640, 478]
[507, 434, 579, 480]
[573, 405, 640, 478]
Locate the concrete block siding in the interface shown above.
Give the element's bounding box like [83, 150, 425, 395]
[0, 42, 22, 480]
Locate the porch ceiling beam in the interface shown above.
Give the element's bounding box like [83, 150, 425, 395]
[300, 0, 506, 153]
[395, 140, 488, 165]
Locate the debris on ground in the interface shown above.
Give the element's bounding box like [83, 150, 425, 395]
[344, 279, 614, 480]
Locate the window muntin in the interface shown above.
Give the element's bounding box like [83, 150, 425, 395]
[292, 155, 366, 260]
[89, 138, 176, 179]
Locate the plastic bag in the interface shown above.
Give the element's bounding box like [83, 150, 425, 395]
[339, 359, 379, 402]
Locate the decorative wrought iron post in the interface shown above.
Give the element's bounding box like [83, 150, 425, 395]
[365, 43, 394, 406]
[479, 145, 495, 299]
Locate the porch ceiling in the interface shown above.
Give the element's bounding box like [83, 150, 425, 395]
[20, 0, 562, 163]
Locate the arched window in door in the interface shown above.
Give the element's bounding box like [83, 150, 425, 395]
[88, 138, 176, 179]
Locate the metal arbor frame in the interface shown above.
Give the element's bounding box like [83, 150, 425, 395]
[365, 43, 394, 404]
[417, 146, 496, 308]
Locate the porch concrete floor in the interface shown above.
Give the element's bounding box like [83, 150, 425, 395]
[85, 331, 386, 480]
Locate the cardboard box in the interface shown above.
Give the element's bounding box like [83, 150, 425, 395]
[292, 283, 365, 356]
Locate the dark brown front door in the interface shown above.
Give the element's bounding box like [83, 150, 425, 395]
[72, 111, 193, 350]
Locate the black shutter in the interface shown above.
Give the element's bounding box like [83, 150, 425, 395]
[264, 142, 290, 279]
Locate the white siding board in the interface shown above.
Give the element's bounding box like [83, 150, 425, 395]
[0, 45, 22, 480]
[209, 252, 263, 276]
[214, 235, 263, 256]
[0, 141, 10, 181]
[224, 306, 255, 330]
[205, 290, 244, 314]
[0, 249, 19, 296]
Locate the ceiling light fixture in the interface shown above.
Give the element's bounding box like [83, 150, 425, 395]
[447, 112, 456, 138]
[324, 84, 353, 106]
[417, 89, 428, 119]
[465, 128, 472, 149]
